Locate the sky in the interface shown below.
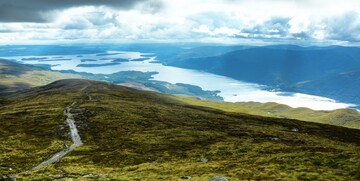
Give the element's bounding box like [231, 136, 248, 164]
[0, 0, 360, 45]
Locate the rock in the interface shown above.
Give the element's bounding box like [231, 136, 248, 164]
[209, 176, 228, 181]
[83, 174, 98, 178]
[52, 175, 64, 179]
[201, 157, 208, 163]
[180, 176, 192, 179]
[291, 128, 299, 132]
[269, 137, 280, 141]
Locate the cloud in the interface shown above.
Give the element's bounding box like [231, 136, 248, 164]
[325, 12, 360, 41]
[136, 0, 165, 14]
[192, 25, 211, 34]
[241, 17, 291, 38]
[1, 0, 360, 45]
[0, 0, 146, 22]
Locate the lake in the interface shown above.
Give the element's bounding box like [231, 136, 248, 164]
[2, 50, 356, 110]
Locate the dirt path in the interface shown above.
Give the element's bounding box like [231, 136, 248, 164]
[31, 102, 83, 171]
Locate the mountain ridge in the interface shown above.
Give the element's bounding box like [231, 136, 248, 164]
[162, 46, 360, 107]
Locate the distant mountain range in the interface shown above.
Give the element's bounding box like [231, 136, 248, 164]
[158, 45, 360, 108]
[1, 58, 359, 129]
[1, 44, 359, 109]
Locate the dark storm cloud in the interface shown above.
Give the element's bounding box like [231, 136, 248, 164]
[0, 0, 147, 22]
[140, 0, 164, 14]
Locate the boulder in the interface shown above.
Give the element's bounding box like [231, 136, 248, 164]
[180, 176, 192, 179]
[209, 176, 228, 181]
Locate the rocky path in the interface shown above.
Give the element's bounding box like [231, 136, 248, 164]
[31, 102, 83, 171]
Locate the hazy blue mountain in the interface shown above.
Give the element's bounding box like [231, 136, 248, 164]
[288, 70, 360, 108]
[161, 45, 360, 106]
[2, 44, 360, 107]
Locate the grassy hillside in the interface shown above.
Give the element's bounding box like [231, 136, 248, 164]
[0, 59, 222, 101]
[0, 59, 81, 92]
[172, 97, 360, 129]
[1, 79, 360, 180]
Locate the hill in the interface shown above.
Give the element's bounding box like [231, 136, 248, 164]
[0, 59, 81, 93]
[0, 59, 222, 101]
[2, 56, 359, 128]
[173, 97, 360, 129]
[163, 46, 360, 106]
[168, 46, 360, 86]
[1, 79, 360, 180]
[288, 70, 360, 107]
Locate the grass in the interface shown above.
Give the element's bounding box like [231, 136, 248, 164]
[0, 79, 359, 180]
[171, 96, 360, 129]
[0, 59, 81, 92]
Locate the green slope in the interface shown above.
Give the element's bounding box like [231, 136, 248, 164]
[0, 59, 81, 93]
[173, 97, 360, 129]
[3, 58, 358, 130]
[1, 79, 360, 180]
[0, 59, 222, 101]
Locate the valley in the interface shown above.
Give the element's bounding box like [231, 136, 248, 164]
[0, 45, 357, 110]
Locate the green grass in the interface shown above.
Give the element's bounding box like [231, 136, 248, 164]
[171, 96, 360, 129]
[0, 79, 360, 180]
[0, 59, 81, 92]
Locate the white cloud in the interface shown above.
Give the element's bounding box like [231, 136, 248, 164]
[1, 0, 360, 44]
[212, 27, 240, 36]
[192, 25, 211, 34]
